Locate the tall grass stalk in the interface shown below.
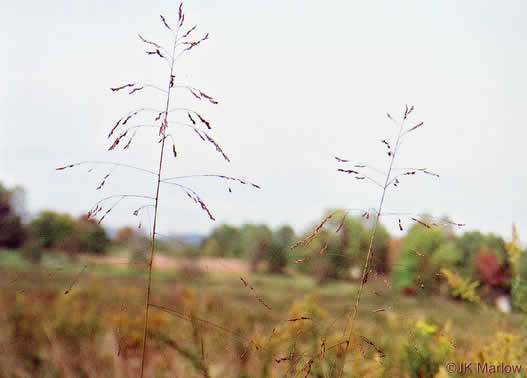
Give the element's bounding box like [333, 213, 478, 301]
[57, 4, 259, 376]
[335, 105, 435, 376]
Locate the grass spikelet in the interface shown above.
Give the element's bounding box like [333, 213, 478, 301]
[56, 5, 259, 376]
[290, 212, 334, 250]
[240, 277, 272, 310]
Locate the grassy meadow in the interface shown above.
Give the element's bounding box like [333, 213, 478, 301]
[1, 248, 525, 378]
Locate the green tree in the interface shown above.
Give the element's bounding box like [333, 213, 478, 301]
[266, 225, 295, 274]
[294, 210, 390, 283]
[0, 182, 26, 248]
[202, 224, 242, 257]
[274, 225, 295, 247]
[239, 224, 272, 271]
[202, 237, 221, 257]
[76, 215, 110, 254]
[430, 242, 462, 268]
[393, 223, 446, 293]
[267, 240, 289, 273]
[456, 231, 507, 279]
[30, 210, 75, 249]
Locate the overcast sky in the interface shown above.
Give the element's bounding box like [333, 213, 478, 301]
[1, 1, 526, 242]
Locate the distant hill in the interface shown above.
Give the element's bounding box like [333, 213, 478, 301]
[103, 226, 204, 246]
[178, 233, 205, 246]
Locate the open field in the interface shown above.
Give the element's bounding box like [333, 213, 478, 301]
[1, 250, 525, 377]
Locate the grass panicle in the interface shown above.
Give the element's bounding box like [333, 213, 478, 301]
[57, 4, 258, 376]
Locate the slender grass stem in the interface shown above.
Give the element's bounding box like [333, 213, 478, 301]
[338, 115, 406, 377]
[139, 24, 179, 378]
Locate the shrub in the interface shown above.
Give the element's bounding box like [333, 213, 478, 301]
[506, 224, 527, 313]
[264, 225, 295, 274]
[392, 222, 464, 295]
[267, 240, 289, 274]
[29, 212, 110, 254]
[456, 231, 508, 279]
[405, 319, 452, 377]
[472, 332, 527, 367]
[440, 268, 481, 304]
[29, 210, 75, 249]
[475, 248, 506, 287]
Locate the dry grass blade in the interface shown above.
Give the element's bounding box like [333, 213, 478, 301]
[63, 264, 88, 295]
[360, 335, 385, 358]
[290, 212, 334, 250]
[287, 317, 312, 322]
[335, 213, 347, 233]
[411, 217, 432, 228]
[240, 277, 272, 310]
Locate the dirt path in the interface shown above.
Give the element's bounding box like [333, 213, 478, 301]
[89, 254, 249, 274]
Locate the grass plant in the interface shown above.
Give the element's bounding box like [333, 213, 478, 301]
[57, 4, 259, 376]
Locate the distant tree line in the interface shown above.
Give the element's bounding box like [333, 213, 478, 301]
[0, 182, 110, 261]
[2, 181, 525, 311]
[198, 223, 295, 273]
[196, 209, 391, 280]
[392, 219, 527, 311]
[197, 209, 526, 311]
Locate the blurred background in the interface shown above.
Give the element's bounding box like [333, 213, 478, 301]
[1, 1, 526, 377]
